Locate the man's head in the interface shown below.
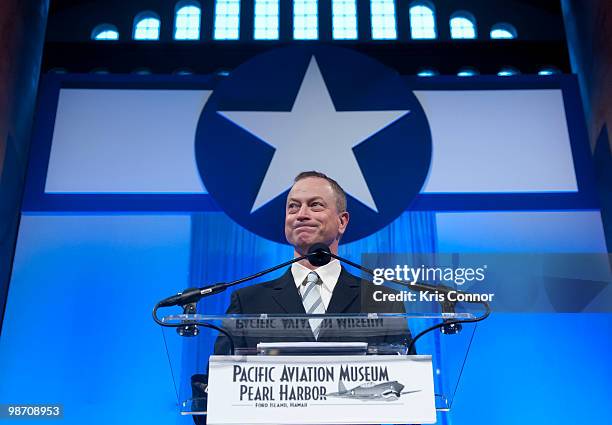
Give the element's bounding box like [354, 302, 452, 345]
[285, 171, 350, 256]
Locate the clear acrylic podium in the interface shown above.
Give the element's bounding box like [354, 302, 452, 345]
[160, 312, 478, 418]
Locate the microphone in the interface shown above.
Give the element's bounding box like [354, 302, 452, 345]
[297, 244, 489, 353]
[304, 243, 458, 295]
[303, 244, 482, 338]
[158, 243, 338, 308]
[154, 242, 489, 354]
[154, 243, 341, 344]
[156, 246, 330, 309]
[156, 241, 476, 314]
[307, 243, 332, 267]
[156, 284, 229, 308]
[305, 244, 477, 317]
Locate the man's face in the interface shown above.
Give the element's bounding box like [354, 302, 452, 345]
[285, 177, 349, 255]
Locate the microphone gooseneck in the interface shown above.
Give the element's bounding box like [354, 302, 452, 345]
[154, 241, 490, 353]
[305, 245, 490, 351]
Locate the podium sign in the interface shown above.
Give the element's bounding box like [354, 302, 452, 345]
[160, 313, 477, 414]
[207, 354, 436, 425]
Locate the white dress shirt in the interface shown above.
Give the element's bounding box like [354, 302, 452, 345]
[290, 259, 342, 310]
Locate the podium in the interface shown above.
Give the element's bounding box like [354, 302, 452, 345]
[159, 312, 477, 424]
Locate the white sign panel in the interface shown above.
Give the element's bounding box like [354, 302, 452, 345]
[44, 88, 576, 195]
[415, 89, 577, 193]
[45, 89, 210, 194]
[207, 355, 436, 425]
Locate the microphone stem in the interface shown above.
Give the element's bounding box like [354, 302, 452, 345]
[222, 253, 309, 288]
[326, 252, 447, 294]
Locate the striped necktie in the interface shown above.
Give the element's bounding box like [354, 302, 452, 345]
[301, 271, 326, 339]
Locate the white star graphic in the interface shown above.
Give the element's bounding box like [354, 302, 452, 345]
[218, 56, 410, 213]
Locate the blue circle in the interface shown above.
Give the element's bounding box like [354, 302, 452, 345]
[195, 45, 432, 244]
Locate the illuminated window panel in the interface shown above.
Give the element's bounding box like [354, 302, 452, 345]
[450, 13, 477, 39]
[214, 0, 241, 40]
[332, 0, 357, 40]
[498, 67, 520, 76]
[371, 0, 397, 40]
[175, 3, 201, 40]
[254, 0, 280, 40]
[409, 2, 436, 39]
[134, 13, 160, 40]
[457, 67, 479, 77]
[538, 67, 560, 76]
[294, 0, 318, 40]
[491, 23, 517, 39]
[417, 69, 439, 77]
[92, 24, 119, 40]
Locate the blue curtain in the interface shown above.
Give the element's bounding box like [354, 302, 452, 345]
[188, 210, 437, 348]
[189, 210, 437, 307]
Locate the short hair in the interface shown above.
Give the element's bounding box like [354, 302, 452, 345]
[293, 171, 347, 213]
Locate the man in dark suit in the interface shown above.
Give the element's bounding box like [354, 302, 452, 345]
[218, 171, 411, 351]
[192, 171, 412, 421]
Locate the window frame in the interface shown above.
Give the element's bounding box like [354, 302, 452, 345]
[174, 1, 202, 40]
[91, 24, 119, 40]
[214, 0, 242, 40]
[370, 0, 398, 40]
[490, 23, 517, 39]
[332, 0, 358, 40]
[254, 0, 280, 40]
[450, 11, 477, 39]
[133, 11, 161, 40]
[293, 0, 319, 40]
[409, 1, 437, 40]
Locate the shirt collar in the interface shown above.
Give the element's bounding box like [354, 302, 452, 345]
[291, 259, 341, 293]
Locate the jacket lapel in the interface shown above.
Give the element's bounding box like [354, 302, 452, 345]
[270, 269, 316, 341]
[326, 268, 361, 314]
[269, 268, 361, 342]
[270, 269, 306, 314]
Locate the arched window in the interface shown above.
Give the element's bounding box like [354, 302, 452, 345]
[490, 23, 517, 39]
[538, 67, 560, 76]
[371, 0, 397, 40]
[450, 12, 476, 39]
[417, 69, 438, 77]
[498, 67, 519, 76]
[214, 0, 240, 39]
[91, 24, 119, 40]
[254, 0, 280, 40]
[175, 1, 201, 40]
[294, 0, 318, 40]
[457, 67, 479, 77]
[409, 2, 436, 39]
[133, 12, 161, 40]
[332, 0, 357, 39]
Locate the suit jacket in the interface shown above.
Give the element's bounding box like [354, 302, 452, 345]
[215, 267, 413, 353]
[192, 268, 415, 424]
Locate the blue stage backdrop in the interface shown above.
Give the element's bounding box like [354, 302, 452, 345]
[0, 46, 610, 425]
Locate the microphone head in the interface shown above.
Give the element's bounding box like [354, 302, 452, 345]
[307, 243, 332, 267]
